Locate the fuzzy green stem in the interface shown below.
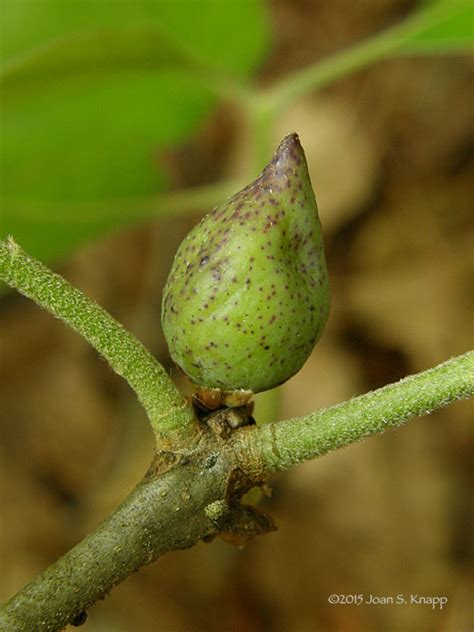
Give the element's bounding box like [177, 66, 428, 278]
[1, 351, 472, 629]
[234, 351, 474, 477]
[264, 2, 471, 113]
[0, 237, 200, 449]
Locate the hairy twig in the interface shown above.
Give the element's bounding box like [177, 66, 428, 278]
[1, 243, 472, 632]
[232, 351, 474, 477]
[0, 451, 234, 632]
[1, 352, 472, 631]
[0, 238, 200, 449]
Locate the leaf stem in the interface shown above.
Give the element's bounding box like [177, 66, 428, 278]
[264, 2, 472, 114]
[0, 178, 240, 223]
[0, 238, 200, 449]
[233, 351, 474, 477]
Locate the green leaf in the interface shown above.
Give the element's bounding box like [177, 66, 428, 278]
[2, 71, 213, 201]
[0, 0, 270, 85]
[0, 0, 270, 261]
[150, 0, 270, 77]
[400, 1, 474, 54]
[0, 27, 203, 98]
[0, 0, 172, 62]
[0, 70, 215, 261]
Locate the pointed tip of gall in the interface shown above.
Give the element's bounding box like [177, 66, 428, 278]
[259, 132, 307, 186]
[274, 131, 305, 170]
[278, 132, 301, 150]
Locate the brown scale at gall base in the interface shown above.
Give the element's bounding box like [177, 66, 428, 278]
[192, 387, 255, 439]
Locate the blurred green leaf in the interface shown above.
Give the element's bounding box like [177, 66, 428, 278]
[0, 70, 215, 261]
[0, 27, 205, 97]
[0, 0, 270, 261]
[0, 70, 214, 261]
[151, 0, 270, 77]
[0, 0, 269, 82]
[400, 1, 473, 54]
[2, 71, 212, 201]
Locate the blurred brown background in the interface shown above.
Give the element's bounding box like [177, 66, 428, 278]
[1, 1, 473, 631]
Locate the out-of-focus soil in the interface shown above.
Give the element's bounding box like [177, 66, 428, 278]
[1, 1, 473, 630]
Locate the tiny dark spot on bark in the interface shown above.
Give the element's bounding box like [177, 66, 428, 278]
[71, 612, 88, 627]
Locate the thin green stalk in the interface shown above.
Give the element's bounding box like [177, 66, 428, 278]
[264, 2, 471, 113]
[0, 238, 200, 449]
[1, 177, 240, 222]
[242, 94, 279, 173]
[234, 351, 474, 477]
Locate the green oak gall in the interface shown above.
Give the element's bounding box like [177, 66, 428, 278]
[162, 133, 330, 396]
